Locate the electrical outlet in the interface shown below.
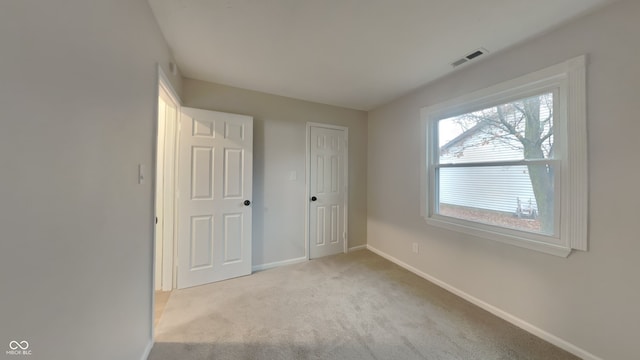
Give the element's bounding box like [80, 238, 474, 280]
[412, 242, 419, 254]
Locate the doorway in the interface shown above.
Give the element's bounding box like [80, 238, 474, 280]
[306, 123, 349, 259]
[152, 70, 255, 336]
[153, 68, 180, 331]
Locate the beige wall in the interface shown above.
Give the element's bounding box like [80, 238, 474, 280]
[183, 79, 367, 266]
[0, 1, 180, 359]
[367, 0, 639, 359]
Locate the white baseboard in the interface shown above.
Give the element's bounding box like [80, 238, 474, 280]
[252, 247, 367, 272]
[366, 245, 603, 360]
[348, 245, 367, 252]
[140, 339, 153, 360]
[252, 256, 308, 272]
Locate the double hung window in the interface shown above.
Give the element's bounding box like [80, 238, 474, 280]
[420, 56, 587, 256]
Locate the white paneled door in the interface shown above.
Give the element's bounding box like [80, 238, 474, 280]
[177, 107, 253, 289]
[309, 125, 348, 259]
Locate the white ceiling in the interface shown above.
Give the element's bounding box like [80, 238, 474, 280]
[148, 0, 615, 110]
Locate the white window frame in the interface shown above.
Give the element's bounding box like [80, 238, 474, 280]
[420, 56, 587, 257]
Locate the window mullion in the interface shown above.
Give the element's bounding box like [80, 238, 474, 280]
[436, 159, 558, 168]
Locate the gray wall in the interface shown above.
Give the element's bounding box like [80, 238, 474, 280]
[183, 79, 368, 267]
[367, 0, 640, 359]
[0, 1, 180, 359]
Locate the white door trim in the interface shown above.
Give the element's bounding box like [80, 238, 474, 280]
[155, 93, 167, 291]
[305, 122, 349, 259]
[158, 65, 182, 106]
[155, 65, 181, 292]
[159, 88, 178, 292]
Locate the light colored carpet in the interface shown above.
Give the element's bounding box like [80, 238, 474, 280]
[154, 290, 172, 328]
[149, 250, 578, 360]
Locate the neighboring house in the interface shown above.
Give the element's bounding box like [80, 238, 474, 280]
[438, 124, 539, 216]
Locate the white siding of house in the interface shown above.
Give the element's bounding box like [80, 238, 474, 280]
[439, 132, 540, 213]
[439, 165, 538, 213]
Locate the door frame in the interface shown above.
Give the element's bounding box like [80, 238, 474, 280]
[154, 65, 181, 293]
[305, 122, 349, 260]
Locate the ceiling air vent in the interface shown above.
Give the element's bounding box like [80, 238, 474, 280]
[451, 48, 489, 68]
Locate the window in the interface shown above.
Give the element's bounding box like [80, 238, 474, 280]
[420, 56, 587, 256]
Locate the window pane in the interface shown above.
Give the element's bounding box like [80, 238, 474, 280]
[437, 164, 555, 235]
[439, 93, 554, 164]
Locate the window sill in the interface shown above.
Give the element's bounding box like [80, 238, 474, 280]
[424, 216, 572, 257]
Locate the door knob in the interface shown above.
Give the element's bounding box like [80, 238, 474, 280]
[244, 200, 251, 206]
[310, 196, 317, 201]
